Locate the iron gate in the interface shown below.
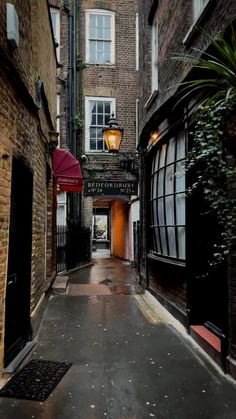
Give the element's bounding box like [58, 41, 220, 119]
[56, 224, 91, 273]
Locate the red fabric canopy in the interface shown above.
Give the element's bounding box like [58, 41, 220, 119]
[52, 148, 83, 192]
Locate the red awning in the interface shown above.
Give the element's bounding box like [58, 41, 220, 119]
[52, 148, 83, 192]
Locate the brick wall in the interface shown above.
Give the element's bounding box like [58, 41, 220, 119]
[0, 144, 11, 370]
[78, 0, 139, 230]
[138, 0, 236, 344]
[0, 0, 56, 371]
[139, 0, 236, 136]
[31, 0, 57, 121]
[82, 195, 93, 228]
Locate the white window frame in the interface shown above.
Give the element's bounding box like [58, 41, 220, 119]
[85, 9, 115, 65]
[85, 96, 116, 153]
[193, 0, 209, 21]
[151, 12, 158, 92]
[149, 132, 186, 263]
[50, 7, 60, 61]
[135, 13, 139, 71]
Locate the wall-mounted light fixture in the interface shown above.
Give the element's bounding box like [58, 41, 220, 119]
[150, 130, 160, 144]
[48, 130, 59, 150]
[102, 113, 124, 153]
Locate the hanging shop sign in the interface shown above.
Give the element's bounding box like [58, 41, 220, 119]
[84, 180, 138, 195]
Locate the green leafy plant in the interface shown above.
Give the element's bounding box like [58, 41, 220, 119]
[172, 27, 236, 276]
[172, 27, 236, 107]
[188, 102, 236, 274]
[73, 112, 83, 130]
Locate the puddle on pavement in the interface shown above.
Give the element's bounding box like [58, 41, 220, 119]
[111, 285, 138, 295]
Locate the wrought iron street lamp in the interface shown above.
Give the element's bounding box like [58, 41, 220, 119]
[102, 113, 124, 153]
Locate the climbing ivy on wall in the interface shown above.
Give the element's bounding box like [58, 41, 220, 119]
[188, 101, 236, 275]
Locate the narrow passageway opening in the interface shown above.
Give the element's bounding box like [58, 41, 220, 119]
[92, 196, 131, 261]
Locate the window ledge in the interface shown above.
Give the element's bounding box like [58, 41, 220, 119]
[144, 90, 159, 110]
[183, 0, 214, 46]
[84, 152, 115, 157]
[85, 63, 115, 67]
[147, 252, 186, 267]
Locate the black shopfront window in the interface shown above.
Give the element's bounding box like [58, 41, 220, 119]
[149, 131, 186, 263]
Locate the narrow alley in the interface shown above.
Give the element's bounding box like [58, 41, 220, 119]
[0, 257, 236, 419]
[1, 1, 236, 416]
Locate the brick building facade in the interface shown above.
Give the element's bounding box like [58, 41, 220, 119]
[77, 0, 139, 260]
[138, 0, 236, 378]
[0, 0, 57, 372]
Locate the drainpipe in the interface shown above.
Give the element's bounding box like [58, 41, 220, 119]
[68, 8, 73, 153]
[66, 0, 77, 224]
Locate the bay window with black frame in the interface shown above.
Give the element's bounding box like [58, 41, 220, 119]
[147, 129, 188, 324]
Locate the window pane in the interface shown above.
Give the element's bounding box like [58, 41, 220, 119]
[154, 227, 161, 253]
[157, 198, 164, 225]
[89, 41, 96, 62]
[51, 13, 57, 37]
[97, 138, 104, 150]
[152, 228, 157, 252]
[97, 45, 104, 63]
[167, 227, 177, 257]
[105, 113, 110, 124]
[153, 173, 157, 199]
[91, 114, 96, 125]
[150, 200, 154, 224]
[160, 227, 168, 255]
[151, 176, 154, 199]
[154, 149, 160, 172]
[90, 14, 96, 30]
[88, 13, 113, 64]
[97, 102, 103, 113]
[105, 102, 111, 114]
[104, 28, 111, 40]
[97, 128, 103, 139]
[176, 193, 185, 225]
[90, 25, 97, 39]
[104, 53, 111, 64]
[104, 15, 111, 29]
[152, 199, 157, 226]
[167, 138, 175, 164]
[90, 127, 96, 138]
[91, 102, 96, 113]
[166, 195, 175, 225]
[159, 144, 166, 167]
[97, 114, 103, 126]
[89, 99, 114, 152]
[176, 161, 185, 192]
[177, 227, 185, 259]
[165, 164, 174, 194]
[149, 132, 186, 261]
[104, 41, 111, 62]
[97, 15, 103, 37]
[177, 132, 185, 159]
[90, 138, 96, 150]
[158, 168, 164, 196]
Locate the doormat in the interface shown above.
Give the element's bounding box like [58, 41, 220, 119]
[0, 359, 72, 402]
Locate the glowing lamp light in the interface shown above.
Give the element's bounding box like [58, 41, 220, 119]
[102, 113, 124, 153]
[150, 130, 160, 144]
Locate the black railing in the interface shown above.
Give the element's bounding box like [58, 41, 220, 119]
[56, 224, 91, 273]
[57, 225, 68, 273]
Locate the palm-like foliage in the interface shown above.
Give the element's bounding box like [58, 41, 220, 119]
[172, 28, 236, 107]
